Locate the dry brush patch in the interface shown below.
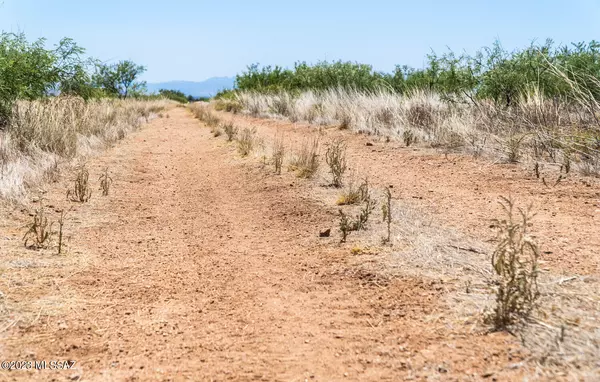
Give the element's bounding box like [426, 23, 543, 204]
[337, 186, 376, 243]
[98, 167, 113, 196]
[289, 137, 320, 178]
[232, 89, 600, 178]
[222, 121, 239, 141]
[66, 164, 92, 203]
[336, 177, 370, 206]
[325, 138, 347, 187]
[237, 127, 256, 157]
[0, 97, 169, 201]
[487, 196, 540, 331]
[22, 197, 53, 249]
[272, 134, 285, 174]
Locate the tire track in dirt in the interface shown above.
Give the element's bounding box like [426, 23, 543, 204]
[1, 108, 528, 381]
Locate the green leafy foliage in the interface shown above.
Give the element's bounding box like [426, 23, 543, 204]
[235, 61, 390, 93]
[159, 89, 189, 103]
[0, 33, 56, 124]
[233, 40, 600, 106]
[93, 60, 147, 98]
[0, 32, 147, 125]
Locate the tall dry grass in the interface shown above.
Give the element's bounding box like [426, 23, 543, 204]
[232, 88, 600, 176]
[0, 97, 170, 200]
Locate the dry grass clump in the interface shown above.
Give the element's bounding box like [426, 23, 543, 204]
[272, 135, 285, 174]
[237, 127, 256, 157]
[189, 103, 220, 127]
[23, 197, 53, 249]
[188, 103, 223, 137]
[188, 103, 209, 119]
[325, 138, 347, 187]
[403, 129, 417, 147]
[67, 164, 92, 202]
[0, 97, 168, 201]
[98, 167, 112, 196]
[222, 121, 238, 141]
[406, 98, 435, 129]
[501, 133, 529, 163]
[290, 137, 320, 178]
[336, 178, 369, 205]
[214, 98, 243, 114]
[487, 196, 540, 330]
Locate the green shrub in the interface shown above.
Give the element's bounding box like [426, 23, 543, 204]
[233, 40, 600, 106]
[158, 89, 189, 103]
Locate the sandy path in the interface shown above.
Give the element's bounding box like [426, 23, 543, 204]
[0, 108, 530, 381]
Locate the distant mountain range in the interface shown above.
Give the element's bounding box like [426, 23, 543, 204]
[146, 77, 235, 98]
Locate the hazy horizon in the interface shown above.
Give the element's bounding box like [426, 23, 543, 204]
[1, 0, 598, 83]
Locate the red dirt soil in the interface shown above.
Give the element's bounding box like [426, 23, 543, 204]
[213, 111, 600, 277]
[1, 107, 596, 380]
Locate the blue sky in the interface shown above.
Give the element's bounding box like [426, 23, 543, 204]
[1, 0, 598, 83]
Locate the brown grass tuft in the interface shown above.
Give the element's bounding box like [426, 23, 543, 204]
[290, 137, 320, 178]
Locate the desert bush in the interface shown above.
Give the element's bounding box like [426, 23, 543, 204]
[325, 138, 347, 187]
[488, 196, 540, 330]
[336, 178, 369, 205]
[237, 127, 256, 157]
[23, 197, 53, 249]
[236, 61, 388, 93]
[403, 129, 417, 147]
[272, 135, 285, 174]
[337, 188, 376, 242]
[355, 192, 376, 231]
[222, 121, 238, 141]
[67, 164, 92, 202]
[93, 60, 147, 99]
[99, 167, 113, 196]
[338, 209, 352, 243]
[290, 137, 320, 178]
[502, 133, 529, 163]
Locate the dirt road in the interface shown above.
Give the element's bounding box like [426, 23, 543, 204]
[1, 107, 596, 380]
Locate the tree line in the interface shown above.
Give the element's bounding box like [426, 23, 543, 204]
[0, 32, 169, 124]
[232, 39, 600, 106]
